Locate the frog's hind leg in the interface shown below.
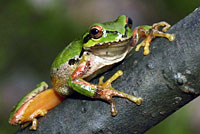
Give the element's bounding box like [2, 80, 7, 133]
[95, 70, 143, 116]
[134, 22, 175, 55]
[20, 110, 47, 130]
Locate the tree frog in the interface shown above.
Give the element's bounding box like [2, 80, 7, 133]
[9, 15, 175, 130]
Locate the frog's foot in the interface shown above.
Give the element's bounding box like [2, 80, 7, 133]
[95, 70, 143, 116]
[29, 109, 48, 130]
[135, 21, 175, 55]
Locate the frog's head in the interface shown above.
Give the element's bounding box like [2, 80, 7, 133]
[82, 15, 133, 50]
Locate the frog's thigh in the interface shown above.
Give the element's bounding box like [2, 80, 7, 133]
[55, 86, 73, 96]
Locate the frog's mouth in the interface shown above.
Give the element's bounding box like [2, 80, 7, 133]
[84, 37, 133, 58]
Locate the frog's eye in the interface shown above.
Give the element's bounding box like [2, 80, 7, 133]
[126, 17, 133, 29]
[90, 25, 103, 39]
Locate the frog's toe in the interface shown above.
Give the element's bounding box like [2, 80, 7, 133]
[102, 70, 123, 88]
[98, 76, 104, 85]
[167, 34, 176, 41]
[135, 97, 143, 105]
[109, 99, 118, 116]
[29, 118, 38, 130]
[143, 42, 151, 55]
[135, 42, 144, 52]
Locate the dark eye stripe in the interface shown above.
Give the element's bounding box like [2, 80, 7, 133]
[79, 49, 84, 58]
[122, 24, 128, 38]
[125, 24, 128, 29]
[83, 25, 129, 44]
[83, 34, 91, 43]
[106, 30, 119, 34]
[83, 30, 119, 44]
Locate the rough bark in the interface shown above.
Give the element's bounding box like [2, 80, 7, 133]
[16, 8, 200, 134]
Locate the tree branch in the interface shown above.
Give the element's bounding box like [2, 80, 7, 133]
[16, 8, 200, 134]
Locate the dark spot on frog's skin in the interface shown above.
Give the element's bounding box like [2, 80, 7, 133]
[88, 62, 91, 68]
[68, 58, 80, 65]
[86, 61, 91, 71]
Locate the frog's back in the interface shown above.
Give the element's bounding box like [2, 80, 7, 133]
[50, 40, 83, 95]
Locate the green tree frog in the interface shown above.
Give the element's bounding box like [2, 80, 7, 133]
[9, 15, 175, 130]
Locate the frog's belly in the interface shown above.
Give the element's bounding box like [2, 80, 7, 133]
[50, 62, 78, 96]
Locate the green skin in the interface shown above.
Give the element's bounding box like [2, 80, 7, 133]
[9, 15, 175, 126]
[51, 15, 138, 97]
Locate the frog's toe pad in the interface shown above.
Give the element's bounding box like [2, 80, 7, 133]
[168, 34, 175, 41]
[135, 97, 143, 105]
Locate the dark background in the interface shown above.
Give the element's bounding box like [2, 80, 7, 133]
[0, 0, 200, 133]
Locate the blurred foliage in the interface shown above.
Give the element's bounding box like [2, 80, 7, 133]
[166, 0, 200, 22]
[0, 0, 87, 79]
[0, 0, 199, 133]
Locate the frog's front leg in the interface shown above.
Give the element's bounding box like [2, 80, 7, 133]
[95, 70, 143, 116]
[133, 22, 175, 55]
[68, 57, 143, 116]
